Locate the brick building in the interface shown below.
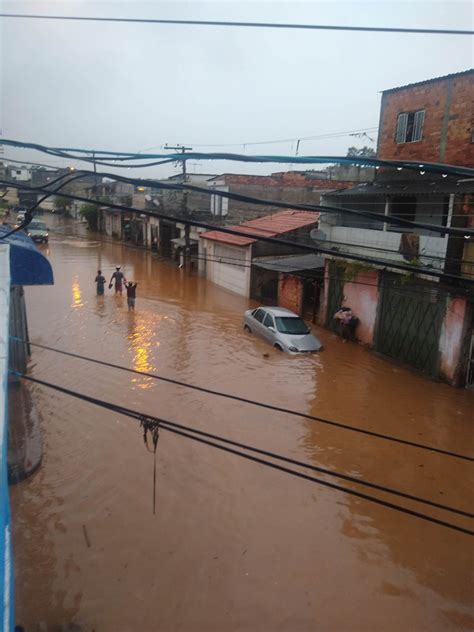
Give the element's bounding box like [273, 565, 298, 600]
[317, 69, 474, 386]
[207, 171, 356, 223]
[377, 69, 473, 167]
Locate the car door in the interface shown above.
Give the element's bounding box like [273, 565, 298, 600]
[251, 308, 267, 340]
[262, 312, 277, 344]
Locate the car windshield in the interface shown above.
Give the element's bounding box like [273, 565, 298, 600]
[29, 222, 47, 230]
[275, 316, 310, 335]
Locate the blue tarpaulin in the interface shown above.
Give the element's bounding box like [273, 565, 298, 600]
[0, 227, 53, 286]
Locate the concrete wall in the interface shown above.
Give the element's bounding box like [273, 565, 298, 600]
[278, 274, 303, 315]
[378, 71, 474, 167]
[439, 296, 470, 385]
[201, 241, 251, 296]
[341, 270, 380, 346]
[320, 223, 448, 272]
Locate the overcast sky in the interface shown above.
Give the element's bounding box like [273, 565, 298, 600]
[1, 1, 472, 178]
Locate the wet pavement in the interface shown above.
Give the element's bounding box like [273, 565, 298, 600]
[10, 219, 474, 631]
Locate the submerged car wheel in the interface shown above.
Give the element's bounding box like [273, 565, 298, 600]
[243, 324, 251, 333]
[274, 344, 283, 352]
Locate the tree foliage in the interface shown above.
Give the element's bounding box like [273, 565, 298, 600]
[346, 146, 376, 158]
[80, 203, 98, 231]
[54, 195, 72, 210]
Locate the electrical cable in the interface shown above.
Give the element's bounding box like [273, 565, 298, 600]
[16, 374, 474, 536]
[1, 137, 473, 178]
[2, 169, 472, 239]
[177, 251, 474, 282]
[0, 171, 91, 239]
[42, 229, 474, 297]
[1, 13, 472, 36]
[14, 339, 473, 462]
[3, 181, 473, 285]
[139, 127, 379, 151]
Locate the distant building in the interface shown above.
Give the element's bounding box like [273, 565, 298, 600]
[6, 165, 31, 182]
[206, 171, 355, 224]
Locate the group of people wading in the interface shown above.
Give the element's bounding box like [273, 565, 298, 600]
[94, 266, 138, 311]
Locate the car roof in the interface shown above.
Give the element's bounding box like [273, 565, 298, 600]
[256, 306, 300, 317]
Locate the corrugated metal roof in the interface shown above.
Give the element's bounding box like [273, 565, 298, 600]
[323, 180, 474, 198]
[382, 69, 473, 94]
[253, 253, 324, 273]
[200, 210, 318, 247]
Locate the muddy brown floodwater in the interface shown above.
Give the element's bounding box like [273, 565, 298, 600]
[10, 221, 474, 632]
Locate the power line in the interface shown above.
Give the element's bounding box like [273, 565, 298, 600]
[16, 374, 474, 536]
[140, 127, 379, 151]
[1, 13, 472, 36]
[44, 228, 474, 294]
[15, 339, 473, 462]
[1, 137, 473, 178]
[0, 171, 90, 239]
[3, 179, 473, 285]
[4, 156, 472, 214]
[3, 165, 472, 239]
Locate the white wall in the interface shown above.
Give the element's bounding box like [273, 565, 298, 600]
[203, 241, 251, 296]
[320, 223, 448, 271]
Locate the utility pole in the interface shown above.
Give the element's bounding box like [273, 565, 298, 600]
[164, 144, 192, 269]
[91, 150, 102, 269]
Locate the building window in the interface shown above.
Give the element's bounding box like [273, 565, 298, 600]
[395, 110, 425, 144]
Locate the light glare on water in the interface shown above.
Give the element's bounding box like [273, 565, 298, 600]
[10, 223, 474, 632]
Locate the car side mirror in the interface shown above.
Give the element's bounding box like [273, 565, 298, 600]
[268, 326, 276, 332]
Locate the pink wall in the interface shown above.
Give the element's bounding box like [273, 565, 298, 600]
[439, 297, 468, 385]
[342, 271, 380, 346]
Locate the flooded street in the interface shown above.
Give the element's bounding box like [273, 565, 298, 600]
[10, 222, 474, 631]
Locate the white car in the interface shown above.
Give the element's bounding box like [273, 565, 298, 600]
[243, 306, 323, 353]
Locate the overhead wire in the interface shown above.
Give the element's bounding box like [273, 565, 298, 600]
[139, 127, 379, 151]
[3, 180, 473, 285]
[43, 228, 474, 296]
[15, 374, 474, 536]
[1, 137, 473, 178]
[14, 339, 473, 462]
[0, 171, 91, 239]
[1, 13, 472, 36]
[2, 167, 472, 239]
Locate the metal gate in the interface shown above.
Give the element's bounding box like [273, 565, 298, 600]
[375, 277, 444, 376]
[326, 263, 344, 330]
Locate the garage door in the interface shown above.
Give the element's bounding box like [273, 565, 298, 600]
[210, 244, 249, 296]
[375, 275, 445, 376]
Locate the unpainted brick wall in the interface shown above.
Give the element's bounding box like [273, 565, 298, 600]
[278, 274, 303, 314]
[378, 72, 474, 167]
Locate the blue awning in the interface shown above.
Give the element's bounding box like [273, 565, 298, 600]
[0, 227, 54, 286]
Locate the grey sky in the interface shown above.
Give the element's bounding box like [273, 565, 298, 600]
[1, 1, 472, 178]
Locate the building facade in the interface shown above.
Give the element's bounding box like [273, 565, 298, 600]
[318, 69, 474, 386]
[377, 69, 473, 167]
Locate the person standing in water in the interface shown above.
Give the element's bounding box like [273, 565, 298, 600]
[95, 269, 106, 295]
[125, 281, 138, 311]
[109, 266, 126, 295]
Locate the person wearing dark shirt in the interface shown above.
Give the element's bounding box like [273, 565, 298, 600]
[125, 282, 138, 311]
[109, 266, 126, 295]
[95, 269, 106, 295]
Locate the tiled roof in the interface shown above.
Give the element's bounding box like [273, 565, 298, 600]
[382, 69, 473, 94]
[200, 210, 318, 247]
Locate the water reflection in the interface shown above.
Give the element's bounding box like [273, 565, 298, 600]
[13, 230, 474, 631]
[71, 277, 84, 309]
[127, 312, 158, 389]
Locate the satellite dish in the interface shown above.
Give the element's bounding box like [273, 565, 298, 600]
[310, 229, 327, 243]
